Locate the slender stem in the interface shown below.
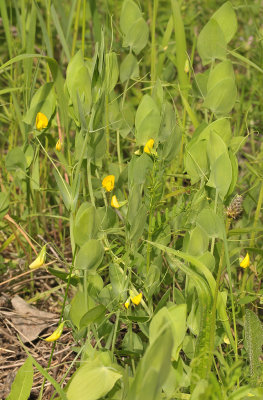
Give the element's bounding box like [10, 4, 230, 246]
[111, 310, 120, 362]
[87, 158, 95, 206]
[82, 0, 86, 56]
[210, 190, 218, 255]
[38, 255, 75, 400]
[116, 130, 122, 173]
[171, 0, 189, 96]
[222, 221, 238, 362]
[150, 0, 158, 89]
[208, 217, 231, 374]
[71, 0, 82, 57]
[241, 181, 263, 301]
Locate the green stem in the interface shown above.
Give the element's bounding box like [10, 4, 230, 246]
[111, 310, 120, 362]
[210, 191, 218, 255]
[38, 256, 75, 400]
[87, 158, 95, 206]
[150, 0, 158, 89]
[208, 217, 231, 375]
[71, 0, 82, 57]
[241, 181, 263, 301]
[82, 0, 86, 56]
[116, 130, 122, 173]
[171, 0, 189, 96]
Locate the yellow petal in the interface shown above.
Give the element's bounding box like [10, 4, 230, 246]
[56, 139, 62, 152]
[223, 335, 230, 344]
[44, 321, 65, 342]
[111, 195, 120, 208]
[124, 300, 130, 309]
[29, 245, 46, 270]
[184, 59, 190, 73]
[131, 292, 142, 306]
[36, 112, 48, 130]
[144, 139, 154, 154]
[240, 252, 250, 269]
[102, 175, 115, 192]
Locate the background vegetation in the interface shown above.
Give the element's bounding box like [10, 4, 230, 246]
[1, 0, 263, 399]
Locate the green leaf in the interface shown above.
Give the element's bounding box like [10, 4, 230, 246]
[120, 0, 141, 33]
[120, 53, 139, 83]
[184, 140, 208, 184]
[23, 82, 56, 127]
[148, 241, 235, 352]
[75, 239, 104, 271]
[150, 304, 187, 361]
[207, 152, 232, 200]
[204, 78, 236, 116]
[206, 131, 227, 166]
[135, 95, 160, 145]
[67, 359, 122, 400]
[123, 18, 149, 55]
[130, 205, 147, 243]
[66, 50, 91, 118]
[105, 52, 119, 93]
[69, 290, 88, 329]
[80, 304, 106, 328]
[187, 226, 209, 256]
[73, 203, 98, 247]
[128, 153, 153, 184]
[211, 1, 237, 43]
[53, 169, 72, 211]
[0, 191, 9, 219]
[244, 309, 263, 384]
[199, 117, 232, 145]
[204, 61, 237, 115]
[120, 0, 149, 54]
[197, 19, 226, 65]
[207, 61, 235, 90]
[128, 326, 173, 400]
[5, 147, 27, 173]
[196, 208, 223, 239]
[109, 263, 125, 300]
[7, 357, 33, 400]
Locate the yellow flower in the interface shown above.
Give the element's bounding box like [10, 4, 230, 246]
[184, 59, 190, 73]
[29, 245, 46, 270]
[102, 175, 115, 192]
[44, 321, 65, 342]
[111, 195, 120, 208]
[223, 335, 230, 345]
[131, 292, 142, 306]
[124, 299, 130, 309]
[240, 252, 250, 269]
[56, 139, 62, 152]
[36, 112, 48, 130]
[144, 139, 154, 154]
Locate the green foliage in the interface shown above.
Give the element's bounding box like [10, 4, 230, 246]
[1, 0, 262, 398]
[7, 357, 33, 400]
[244, 309, 263, 385]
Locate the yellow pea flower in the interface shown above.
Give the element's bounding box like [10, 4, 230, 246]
[56, 139, 62, 152]
[111, 195, 120, 208]
[223, 335, 230, 345]
[44, 321, 65, 342]
[124, 299, 130, 309]
[184, 59, 190, 73]
[144, 139, 154, 154]
[29, 245, 46, 270]
[131, 292, 142, 306]
[102, 175, 115, 192]
[36, 112, 48, 131]
[240, 252, 250, 269]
